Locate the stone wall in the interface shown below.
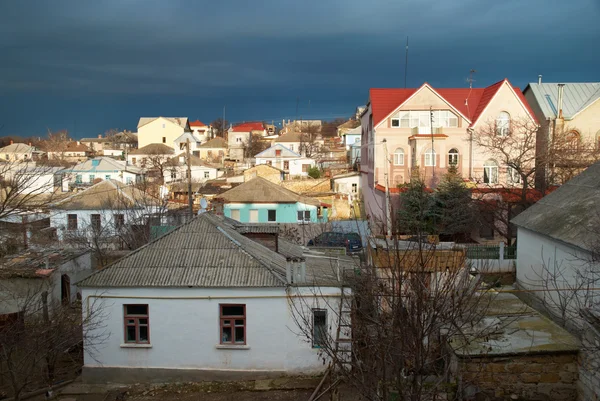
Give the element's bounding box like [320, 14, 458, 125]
[453, 353, 578, 401]
[280, 178, 330, 194]
[578, 328, 600, 401]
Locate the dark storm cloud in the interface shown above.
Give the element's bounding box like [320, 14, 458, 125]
[0, 0, 598, 136]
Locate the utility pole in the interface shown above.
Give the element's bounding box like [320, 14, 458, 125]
[222, 106, 226, 140]
[382, 139, 392, 238]
[430, 106, 435, 182]
[186, 138, 193, 218]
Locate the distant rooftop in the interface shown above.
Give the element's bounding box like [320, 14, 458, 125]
[0, 248, 90, 279]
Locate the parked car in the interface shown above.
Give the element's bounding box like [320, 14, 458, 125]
[307, 232, 363, 253]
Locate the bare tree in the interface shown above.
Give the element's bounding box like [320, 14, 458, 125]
[44, 130, 71, 162]
[298, 123, 322, 158]
[243, 133, 270, 159]
[0, 285, 107, 401]
[288, 190, 504, 400]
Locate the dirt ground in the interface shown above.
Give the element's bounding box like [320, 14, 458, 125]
[122, 381, 358, 401]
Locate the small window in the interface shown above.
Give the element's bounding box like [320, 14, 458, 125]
[424, 149, 436, 167]
[313, 309, 327, 348]
[132, 157, 136, 165]
[448, 148, 459, 166]
[91, 159, 100, 167]
[91, 214, 101, 231]
[298, 210, 311, 222]
[496, 112, 510, 136]
[283, 161, 290, 170]
[89, 174, 95, 183]
[171, 170, 177, 179]
[507, 167, 521, 185]
[289, 144, 294, 151]
[484, 159, 499, 184]
[230, 209, 240, 221]
[126, 177, 133, 185]
[394, 148, 404, 166]
[268, 210, 277, 222]
[105, 175, 111, 180]
[302, 164, 310, 173]
[351, 183, 358, 193]
[67, 214, 77, 231]
[275, 149, 282, 157]
[220, 304, 246, 345]
[162, 137, 166, 143]
[204, 171, 210, 178]
[124, 304, 149, 344]
[236, 137, 242, 143]
[114, 214, 125, 230]
[75, 175, 82, 184]
[391, 117, 400, 127]
[249, 209, 259, 223]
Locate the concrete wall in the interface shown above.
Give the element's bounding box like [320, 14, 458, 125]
[64, 170, 141, 186]
[223, 202, 320, 223]
[138, 118, 187, 150]
[81, 286, 342, 382]
[163, 165, 222, 184]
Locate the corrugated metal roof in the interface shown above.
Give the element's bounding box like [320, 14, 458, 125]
[78, 213, 288, 288]
[526, 83, 600, 120]
[512, 161, 600, 252]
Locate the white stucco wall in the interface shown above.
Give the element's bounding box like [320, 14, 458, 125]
[163, 165, 223, 184]
[51, 206, 158, 241]
[81, 286, 343, 374]
[255, 157, 315, 177]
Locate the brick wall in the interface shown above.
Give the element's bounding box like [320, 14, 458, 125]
[453, 353, 578, 400]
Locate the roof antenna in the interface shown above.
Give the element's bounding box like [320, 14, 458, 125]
[465, 69, 476, 107]
[404, 36, 409, 88]
[467, 69, 477, 89]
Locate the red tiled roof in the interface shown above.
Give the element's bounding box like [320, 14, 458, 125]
[231, 122, 264, 132]
[370, 79, 538, 127]
[190, 120, 206, 127]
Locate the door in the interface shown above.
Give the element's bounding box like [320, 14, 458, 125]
[61, 274, 71, 304]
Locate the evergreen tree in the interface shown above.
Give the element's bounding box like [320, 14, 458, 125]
[434, 165, 477, 240]
[396, 177, 438, 235]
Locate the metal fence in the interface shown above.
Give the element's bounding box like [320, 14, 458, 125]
[464, 244, 517, 260]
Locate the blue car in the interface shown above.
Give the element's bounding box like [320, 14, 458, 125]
[307, 232, 363, 254]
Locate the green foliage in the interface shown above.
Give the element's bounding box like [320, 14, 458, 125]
[307, 166, 321, 179]
[397, 178, 438, 235]
[396, 169, 476, 238]
[434, 168, 477, 238]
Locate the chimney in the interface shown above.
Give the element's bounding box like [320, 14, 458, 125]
[557, 84, 565, 119]
[285, 258, 306, 284]
[98, 134, 102, 139]
[10, 140, 13, 145]
[538, 75, 542, 84]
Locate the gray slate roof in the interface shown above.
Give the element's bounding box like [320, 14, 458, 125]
[78, 213, 289, 288]
[511, 161, 600, 252]
[524, 83, 600, 120]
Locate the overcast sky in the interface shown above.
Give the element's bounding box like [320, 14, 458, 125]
[1, 0, 599, 138]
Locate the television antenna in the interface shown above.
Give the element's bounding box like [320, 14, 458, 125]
[467, 69, 477, 89]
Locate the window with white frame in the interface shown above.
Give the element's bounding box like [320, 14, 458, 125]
[424, 149, 436, 167]
[448, 148, 459, 166]
[483, 160, 499, 184]
[230, 209, 240, 221]
[394, 148, 404, 166]
[507, 166, 521, 184]
[204, 171, 210, 178]
[496, 112, 510, 136]
[351, 183, 358, 193]
[391, 110, 458, 129]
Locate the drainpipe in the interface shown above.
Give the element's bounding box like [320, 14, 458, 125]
[467, 128, 474, 180]
[557, 84, 565, 119]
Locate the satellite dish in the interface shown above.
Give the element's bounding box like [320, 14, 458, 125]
[198, 197, 208, 215]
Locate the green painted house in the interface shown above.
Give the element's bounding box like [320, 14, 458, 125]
[216, 177, 328, 223]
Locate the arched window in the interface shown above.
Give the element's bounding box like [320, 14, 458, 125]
[448, 148, 459, 166]
[394, 148, 404, 166]
[483, 159, 499, 184]
[566, 131, 580, 150]
[425, 148, 436, 167]
[496, 112, 510, 136]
